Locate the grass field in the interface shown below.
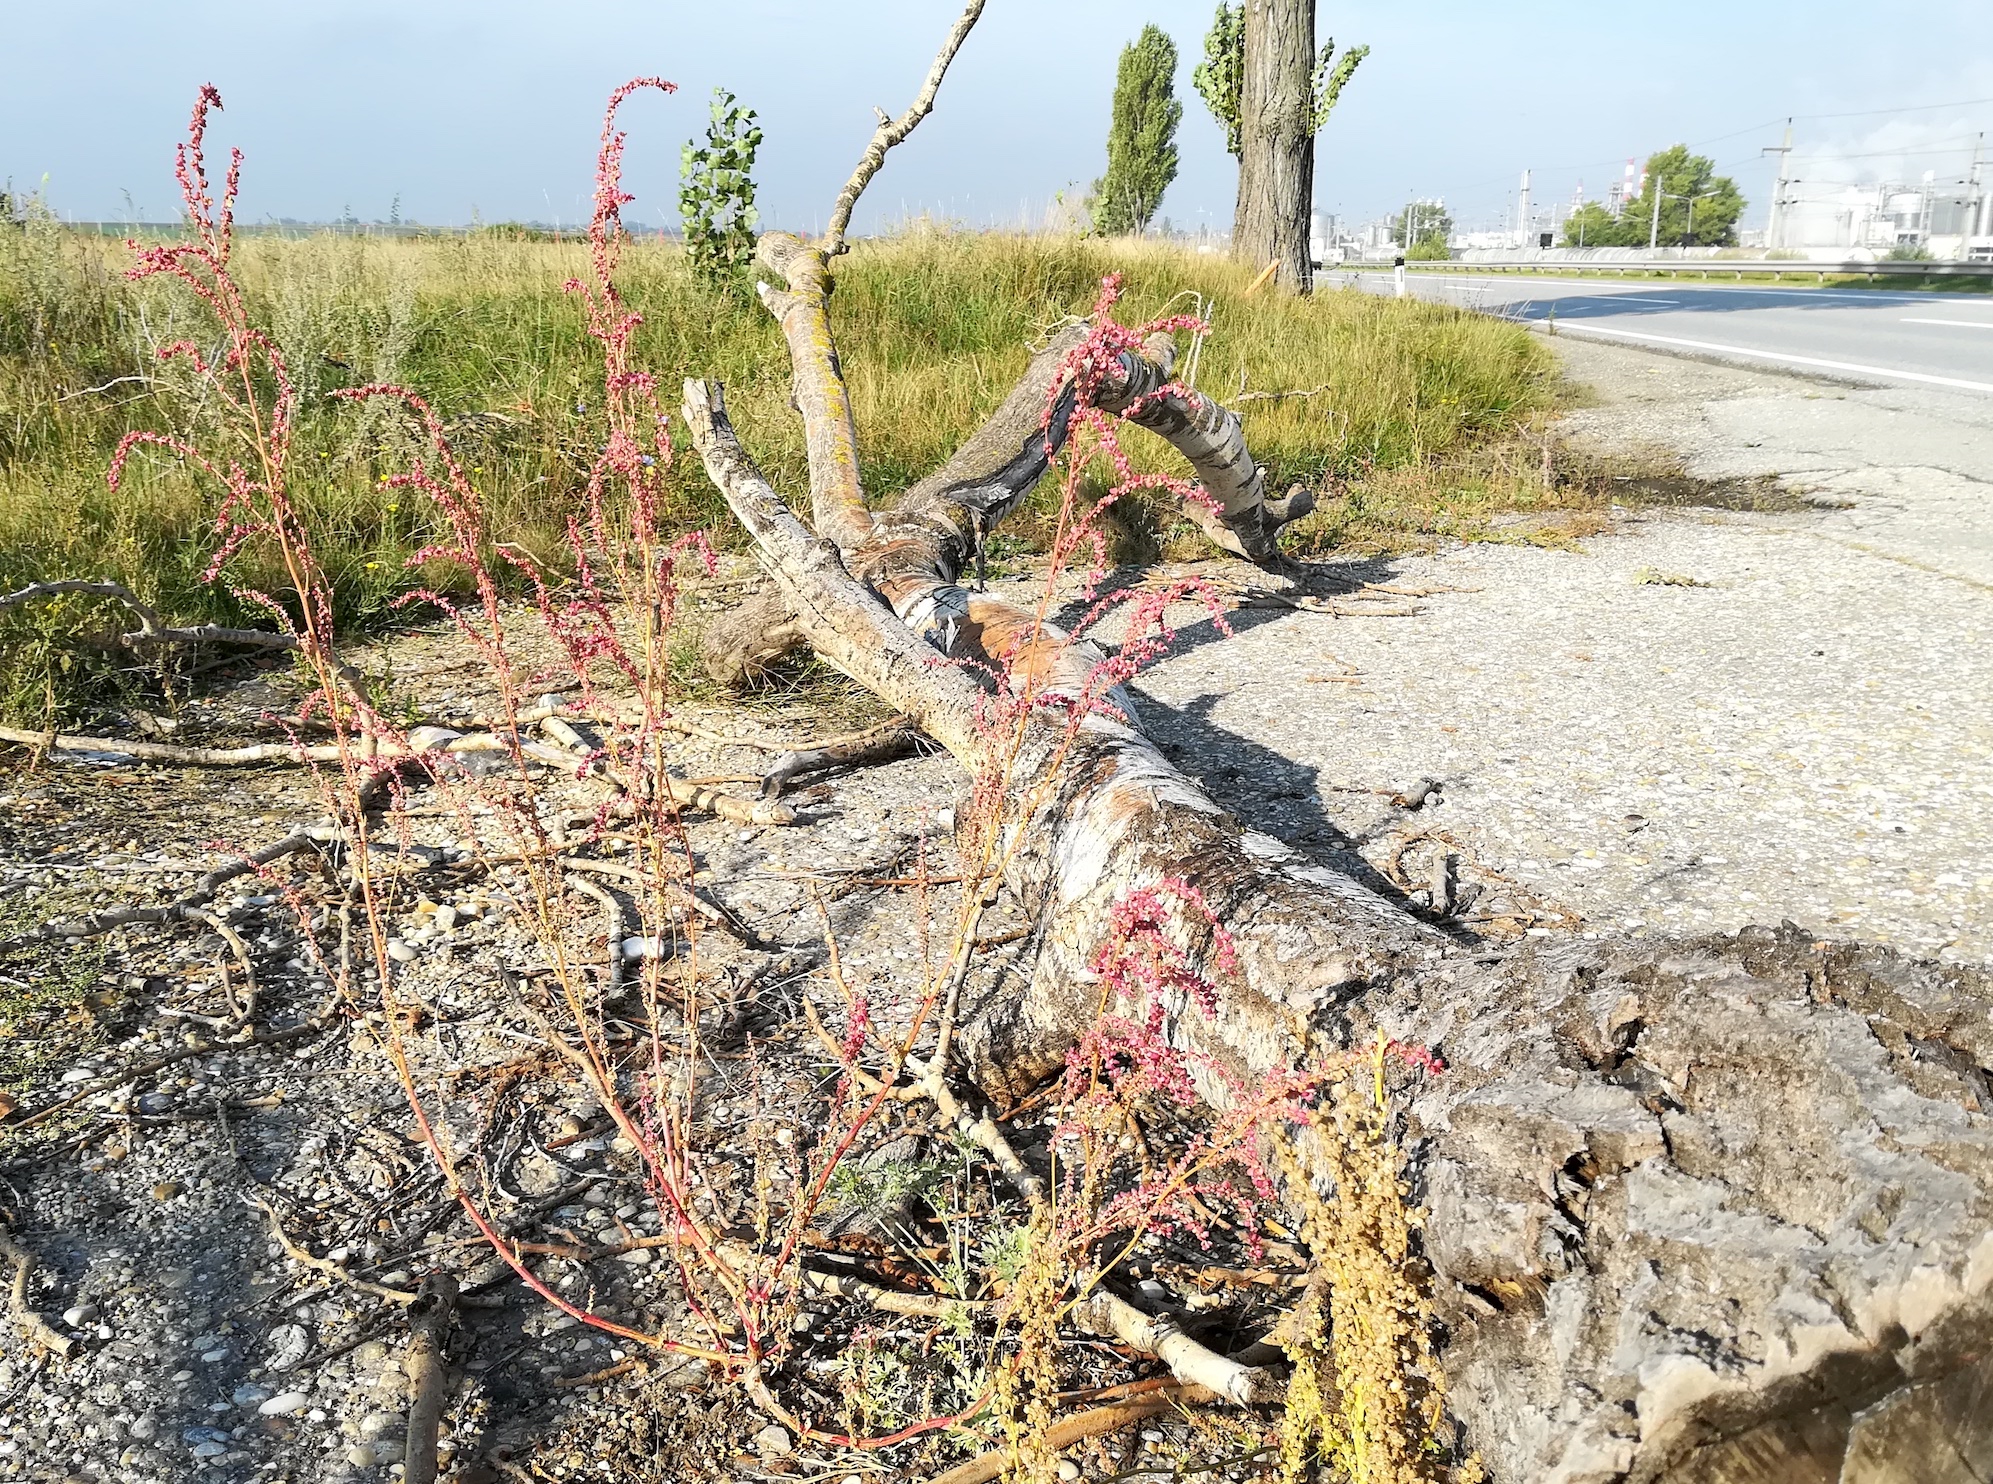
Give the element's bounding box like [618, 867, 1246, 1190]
[0, 221, 1561, 721]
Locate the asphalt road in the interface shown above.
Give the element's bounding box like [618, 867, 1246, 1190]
[1340, 269, 1993, 395]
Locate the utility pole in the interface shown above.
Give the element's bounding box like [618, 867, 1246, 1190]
[1971, 133, 1988, 241]
[1517, 169, 1532, 251]
[1650, 176, 1664, 250]
[1762, 118, 1793, 249]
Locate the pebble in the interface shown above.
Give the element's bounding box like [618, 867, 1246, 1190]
[152, 1181, 183, 1201]
[259, 1391, 310, 1416]
[135, 1092, 175, 1114]
[62, 1304, 98, 1328]
[358, 1412, 401, 1441]
[191, 1440, 229, 1460]
[754, 1424, 792, 1457]
[265, 1323, 311, 1372]
[386, 940, 418, 964]
[433, 905, 458, 931]
[1058, 1464, 1081, 1482]
[346, 1444, 380, 1468]
[128, 1417, 158, 1442]
[232, 1383, 271, 1407]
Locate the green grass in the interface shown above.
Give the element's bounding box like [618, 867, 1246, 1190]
[0, 223, 1556, 721]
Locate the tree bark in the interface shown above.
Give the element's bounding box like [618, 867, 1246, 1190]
[681, 239, 1993, 1482]
[1234, 0, 1315, 293]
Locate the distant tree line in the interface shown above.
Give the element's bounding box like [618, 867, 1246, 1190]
[1563, 146, 1745, 248]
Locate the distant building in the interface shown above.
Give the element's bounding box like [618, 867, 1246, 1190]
[1782, 176, 1992, 260]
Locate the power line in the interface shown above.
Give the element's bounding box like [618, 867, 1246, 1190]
[1794, 94, 1993, 122]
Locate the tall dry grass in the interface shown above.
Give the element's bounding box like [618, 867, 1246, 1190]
[0, 221, 1555, 718]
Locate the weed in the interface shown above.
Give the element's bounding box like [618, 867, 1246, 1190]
[1632, 567, 1708, 588]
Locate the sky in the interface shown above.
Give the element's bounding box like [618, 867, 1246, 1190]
[7, 0, 1993, 237]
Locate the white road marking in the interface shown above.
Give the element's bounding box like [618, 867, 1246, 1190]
[1546, 322, 1993, 393]
[1349, 270, 1952, 307]
[1547, 295, 1681, 306]
[1901, 317, 1993, 329]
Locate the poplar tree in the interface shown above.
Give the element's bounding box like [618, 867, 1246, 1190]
[1195, 1, 1367, 292]
[1093, 25, 1182, 237]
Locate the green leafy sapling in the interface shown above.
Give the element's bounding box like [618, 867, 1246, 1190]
[679, 88, 763, 290]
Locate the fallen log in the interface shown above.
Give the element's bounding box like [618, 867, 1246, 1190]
[682, 279, 1993, 1481]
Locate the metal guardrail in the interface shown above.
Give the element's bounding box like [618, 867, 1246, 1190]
[1386, 257, 1993, 282]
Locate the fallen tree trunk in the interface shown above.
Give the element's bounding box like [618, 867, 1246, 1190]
[677, 47, 1993, 1472]
[686, 329, 1993, 1484]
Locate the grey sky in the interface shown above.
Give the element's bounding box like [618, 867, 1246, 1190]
[7, 1, 1992, 236]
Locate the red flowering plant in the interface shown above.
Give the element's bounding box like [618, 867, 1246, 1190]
[105, 72, 1457, 1477]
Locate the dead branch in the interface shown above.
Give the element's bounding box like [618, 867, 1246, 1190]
[184, 906, 260, 1025]
[1233, 382, 1332, 405]
[662, 772, 797, 827]
[800, 1263, 987, 1319]
[1070, 1289, 1276, 1406]
[255, 1199, 420, 1305]
[922, 1384, 1217, 1484]
[0, 578, 299, 652]
[565, 871, 630, 995]
[8, 825, 323, 948]
[759, 720, 924, 797]
[402, 1273, 459, 1484]
[821, 0, 987, 256]
[0, 723, 341, 765]
[1095, 337, 1313, 571]
[555, 856, 756, 943]
[0, 1228, 77, 1359]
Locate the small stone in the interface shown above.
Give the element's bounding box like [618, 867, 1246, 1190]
[1058, 1465, 1081, 1482]
[152, 1180, 183, 1201]
[357, 1412, 401, 1441]
[62, 1303, 99, 1328]
[386, 940, 418, 964]
[191, 1440, 229, 1460]
[346, 1444, 379, 1468]
[265, 1322, 311, 1372]
[232, 1383, 271, 1408]
[432, 905, 458, 931]
[753, 1424, 792, 1457]
[259, 1391, 310, 1416]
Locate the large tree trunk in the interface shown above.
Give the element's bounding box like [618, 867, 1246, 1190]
[1234, 0, 1316, 293]
[683, 233, 1993, 1483]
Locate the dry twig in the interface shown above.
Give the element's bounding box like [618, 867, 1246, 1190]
[821, 0, 987, 255]
[0, 1228, 76, 1359]
[922, 1384, 1217, 1484]
[402, 1273, 459, 1484]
